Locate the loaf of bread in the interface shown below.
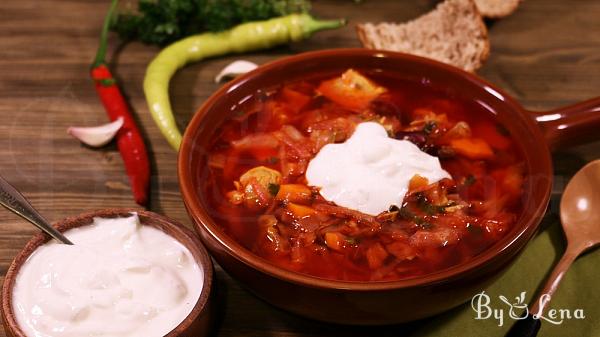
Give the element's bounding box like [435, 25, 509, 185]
[356, 0, 490, 72]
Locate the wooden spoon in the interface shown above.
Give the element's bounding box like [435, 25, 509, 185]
[507, 159, 600, 336]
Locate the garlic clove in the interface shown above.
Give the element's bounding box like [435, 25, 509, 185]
[67, 117, 124, 147]
[215, 60, 258, 83]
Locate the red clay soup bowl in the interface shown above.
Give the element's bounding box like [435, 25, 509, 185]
[178, 49, 600, 324]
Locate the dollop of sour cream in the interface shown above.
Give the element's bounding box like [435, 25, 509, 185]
[306, 122, 451, 215]
[12, 214, 203, 337]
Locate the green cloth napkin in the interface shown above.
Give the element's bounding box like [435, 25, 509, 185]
[408, 216, 599, 336]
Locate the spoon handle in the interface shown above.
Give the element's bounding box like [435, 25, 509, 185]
[529, 249, 578, 317]
[505, 247, 579, 337]
[0, 175, 73, 245]
[505, 315, 540, 337]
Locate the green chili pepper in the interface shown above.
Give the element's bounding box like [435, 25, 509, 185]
[144, 13, 346, 150]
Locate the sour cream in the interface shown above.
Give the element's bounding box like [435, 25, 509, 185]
[306, 122, 451, 215]
[12, 214, 203, 337]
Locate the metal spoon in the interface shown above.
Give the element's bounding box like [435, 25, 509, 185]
[507, 159, 600, 336]
[0, 175, 73, 244]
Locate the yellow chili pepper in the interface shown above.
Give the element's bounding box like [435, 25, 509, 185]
[144, 13, 345, 150]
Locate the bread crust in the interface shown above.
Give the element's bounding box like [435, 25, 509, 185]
[474, 2, 491, 66]
[474, 0, 521, 18]
[355, 24, 373, 49]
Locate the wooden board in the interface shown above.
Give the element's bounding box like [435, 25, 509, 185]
[1, 0, 599, 336]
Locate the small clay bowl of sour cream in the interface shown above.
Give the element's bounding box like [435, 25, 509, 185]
[1, 209, 214, 337]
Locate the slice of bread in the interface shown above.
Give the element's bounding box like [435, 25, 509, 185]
[474, 0, 521, 18]
[356, 0, 489, 72]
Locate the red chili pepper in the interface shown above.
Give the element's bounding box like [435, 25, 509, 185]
[90, 0, 150, 206]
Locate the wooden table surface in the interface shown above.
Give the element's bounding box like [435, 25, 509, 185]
[1, 0, 600, 336]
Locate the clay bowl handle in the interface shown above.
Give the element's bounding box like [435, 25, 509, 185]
[533, 96, 600, 150]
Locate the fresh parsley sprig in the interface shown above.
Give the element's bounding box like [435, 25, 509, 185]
[112, 0, 312, 46]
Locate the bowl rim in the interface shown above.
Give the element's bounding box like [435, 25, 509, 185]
[1, 208, 213, 337]
[178, 48, 552, 291]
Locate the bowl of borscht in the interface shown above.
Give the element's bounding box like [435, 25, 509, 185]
[178, 49, 600, 324]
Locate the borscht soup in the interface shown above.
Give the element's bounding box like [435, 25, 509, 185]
[202, 69, 525, 282]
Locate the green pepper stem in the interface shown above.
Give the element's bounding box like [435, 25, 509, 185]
[92, 0, 119, 68]
[305, 17, 347, 35]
